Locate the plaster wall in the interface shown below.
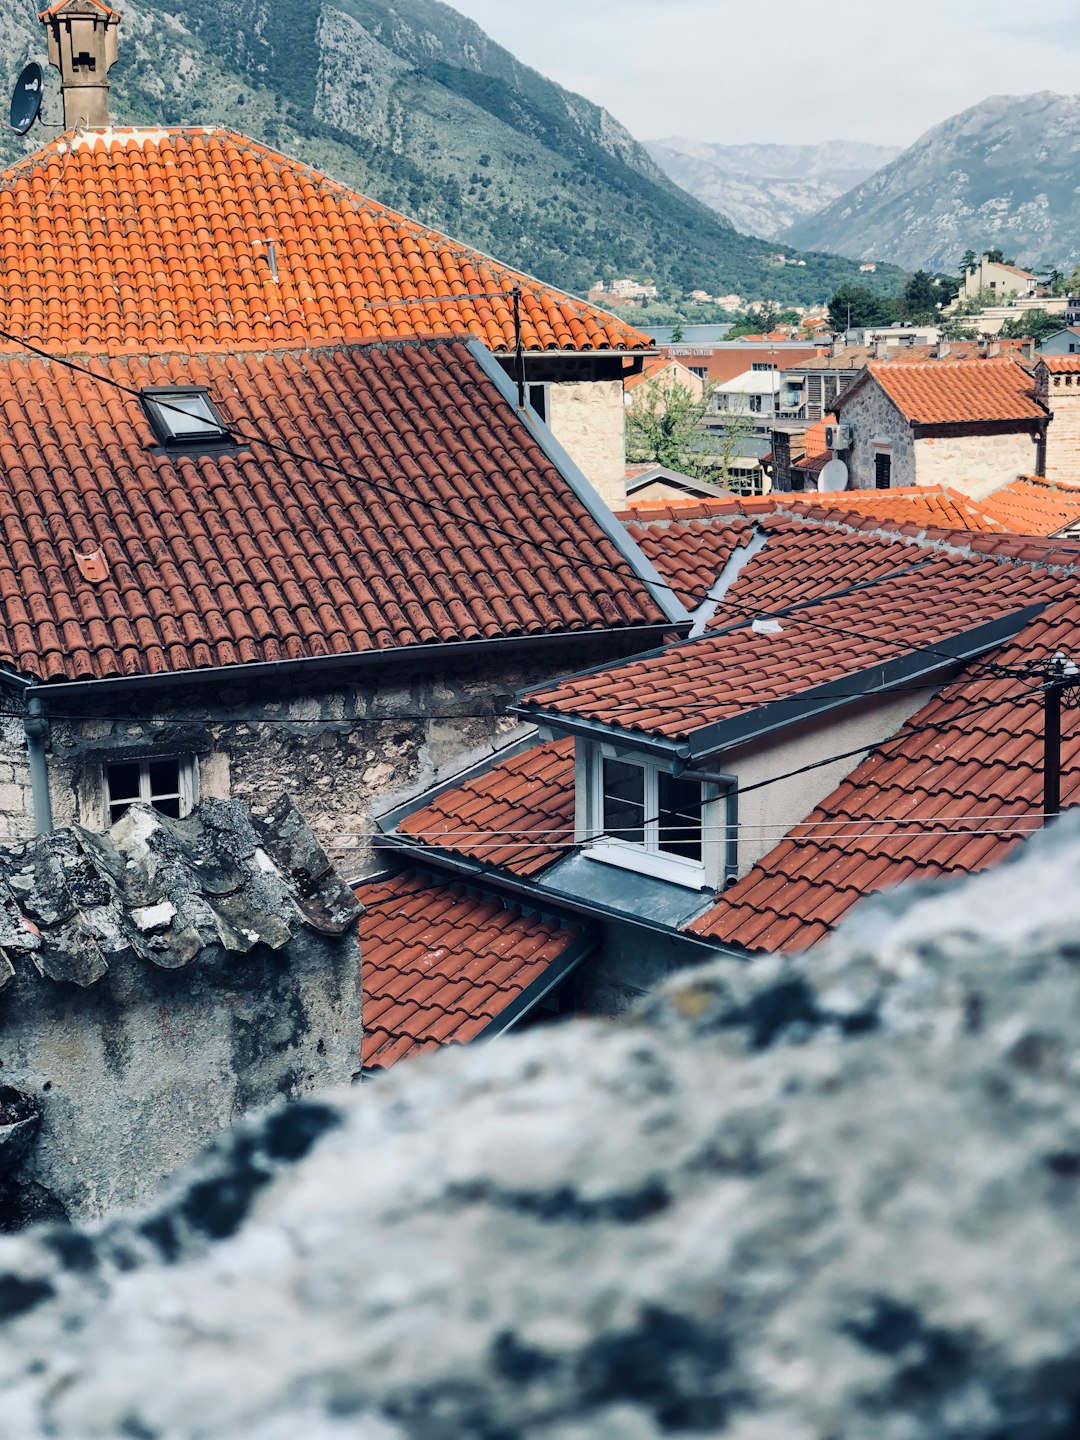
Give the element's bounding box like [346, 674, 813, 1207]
[724, 690, 936, 874]
[573, 921, 714, 1017]
[0, 930, 361, 1227]
[841, 384, 916, 489]
[913, 430, 1038, 498]
[548, 379, 627, 508]
[1041, 381, 1080, 485]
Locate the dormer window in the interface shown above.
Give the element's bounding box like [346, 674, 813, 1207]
[141, 388, 232, 450]
[579, 743, 730, 888]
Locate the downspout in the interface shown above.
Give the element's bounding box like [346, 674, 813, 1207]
[24, 696, 52, 834]
[673, 761, 739, 886]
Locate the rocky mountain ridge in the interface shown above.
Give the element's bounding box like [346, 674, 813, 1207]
[0, 0, 903, 304]
[783, 91, 1080, 272]
[647, 137, 899, 239]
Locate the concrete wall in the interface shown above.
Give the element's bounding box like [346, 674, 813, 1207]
[0, 927, 360, 1228]
[1039, 372, 1080, 485]
[548, 379, 627, 509]
[573, 921, 715, 1017]
[841, 382, 915, 489]
[913, 430, 1040, 498]
[725, 690, 937, 875]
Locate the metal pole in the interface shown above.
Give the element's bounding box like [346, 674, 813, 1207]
[511, 287, 526, 409]
[1044, 678, 1061, 821]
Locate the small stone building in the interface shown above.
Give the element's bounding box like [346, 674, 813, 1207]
[1035, 356, 1080, 486]
[832, 360, 1047, 498]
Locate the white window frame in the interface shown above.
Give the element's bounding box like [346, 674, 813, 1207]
[104, 755, 199, 825]
[576, 742, 722, 889]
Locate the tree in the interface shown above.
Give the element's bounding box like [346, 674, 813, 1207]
[626, 376, 737, 481]
[960, 248, 978, 275]
[826, 284, 896, 333]
[901, 270, 942, 322]
[670, 321, 685, 343]
[997, 308, 1062, 344]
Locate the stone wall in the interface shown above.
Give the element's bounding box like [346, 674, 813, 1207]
[913, 428, 1040, 497]
[0, 800, 362, 1228]
[1040, 373, 1080, 485]
[841, 381, 915, 489]
[1, 818, 1078, 1437]
[0, 715, 32, 842]
[548, 378, 628, 509]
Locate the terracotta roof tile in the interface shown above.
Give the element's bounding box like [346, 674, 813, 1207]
[852, 360, 1046, 425]
[0, 341, 667, 681]
[1039, 356, 1080, 373]
[0, 129, 649, 357]
[398, 738, 576, 877]
[358, 868, 582, 1069]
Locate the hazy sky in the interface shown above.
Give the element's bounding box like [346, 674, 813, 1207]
[446, 0, 1080, 149]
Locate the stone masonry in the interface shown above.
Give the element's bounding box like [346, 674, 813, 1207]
[1037, 364, 1080, 485]
[0, 796, 361, 1229]
[0, 815, 1078, 1436]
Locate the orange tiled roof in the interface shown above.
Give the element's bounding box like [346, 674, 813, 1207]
[855, 359, 1046, 425]
[689, 582, 1079, 953]
[398, 738, 576, 877]
[358, 868, 583, 1070]
[979, 477, 1080, 534]
[1039, 356, 1080, 373]
[0, 128, 650, 357]
[0, 340, 668, 682]
[518, 553, 1036, 747]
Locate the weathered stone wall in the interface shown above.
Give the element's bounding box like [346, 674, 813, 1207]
[1, 818, 1079, 1438]
[841, 381, 915, 489]
[1041, 374, 1080, 484]
[0, 801, 362, 1229]
[913, 428, 1039, 496]
[548, 378, 628, 508]
[0, 714, 32, 841]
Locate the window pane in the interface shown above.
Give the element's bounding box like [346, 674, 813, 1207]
[657, 772, 703, 861]
[109, 802, 132, 825]
[146, 391, 226, 440]
[153, 796, 182, 819]
[602, 759, 645, 844]
[148, 759, 181, 797]
[106, 762, 141, 803]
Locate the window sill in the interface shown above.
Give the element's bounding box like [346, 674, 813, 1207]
[583, 838, 710, 891]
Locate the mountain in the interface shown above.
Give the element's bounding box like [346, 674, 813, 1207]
[0, 0, 904, 306]
[783, 93, 1080, 274]
[646, 138, 899, 239]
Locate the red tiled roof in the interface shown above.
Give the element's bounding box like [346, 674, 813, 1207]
[38, 0, 120, 16]
[689, 584, 1080, 953]
[661, 347, 824, 385]
[518, 551, 1036, 747]
[0, 129, 650, 357]
[358, 868, 582, 1069]
[791, 417, 831, 474]
[0, 340, 667, 682]
[979, 477, 1080, 534]
[398, 738, 576, 876]
[1039, 356, 1080, 373]
[852, 360, 1046, 425]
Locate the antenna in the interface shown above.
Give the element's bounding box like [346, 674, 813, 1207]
[9, 61, 44, 136]
[817, 458, 849, 493]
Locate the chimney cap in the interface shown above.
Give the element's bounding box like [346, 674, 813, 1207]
[38, 0, 121, 20]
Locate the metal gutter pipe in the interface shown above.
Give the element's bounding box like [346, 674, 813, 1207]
[24, 696, 52, 834]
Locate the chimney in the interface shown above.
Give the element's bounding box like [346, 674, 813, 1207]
[1024, 336, 1036, 361]
[935, 340, 951, 359]
[40, 0, 121, 131]
[830, 335, 845, 357]
[874, 339, 889, 360]
[987, 339, 1001, 358]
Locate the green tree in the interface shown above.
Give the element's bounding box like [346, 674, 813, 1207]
[827, 284, 896, 332]
[626, 377, 724, 480]
[960, 248, 978, 275]
[997, 308, 1063, 343]
[670, 321, 685, 342]
[901, 270, 943, 321]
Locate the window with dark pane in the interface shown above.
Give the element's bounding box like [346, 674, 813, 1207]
[527, 383, 548, 423]
[105, 757, 188, 824]
[602, 758, 645, 844]
[657, 771, 703, 861]
[874, 452, 892, 489]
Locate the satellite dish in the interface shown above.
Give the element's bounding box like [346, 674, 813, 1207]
[9, 62, 44, 137]
[817, 458, 849, 493]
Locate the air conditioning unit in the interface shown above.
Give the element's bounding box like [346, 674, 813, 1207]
[824, 423, 851, 452]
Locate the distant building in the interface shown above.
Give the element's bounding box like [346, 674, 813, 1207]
[962, 254, 1039, 300]
[1037, 327, 1080, 357]
[859, 263, 877, 274]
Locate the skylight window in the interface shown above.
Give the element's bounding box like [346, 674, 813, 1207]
[141, 387, 232, 449]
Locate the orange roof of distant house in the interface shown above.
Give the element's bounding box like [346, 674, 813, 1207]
[624, 356, 698, 393]
[844, 360, 1046, 425]
[1039, 356, 1080, 373]
[660, 345, 824, 385]
[0, 128, 651, 357]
